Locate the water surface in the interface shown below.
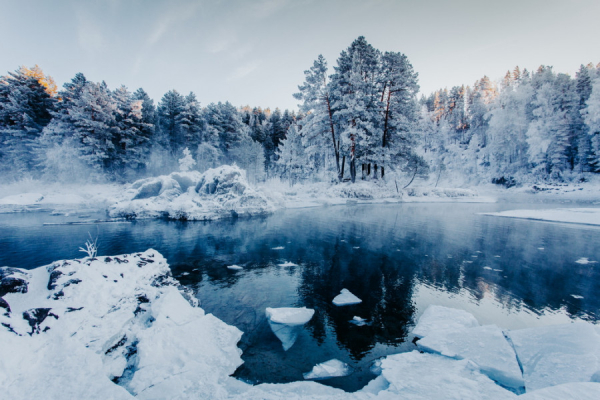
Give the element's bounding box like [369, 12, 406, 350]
[1, 202, 599, 391]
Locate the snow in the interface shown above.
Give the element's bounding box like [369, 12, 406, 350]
[507, 322, 600, 392]
[417, 324, 524, 390]
[482, 208, 600, 226]
[272, 246, 285, 250]
[0, 250, 243, 399]
[303, 359, 351, 380]
[332, 289, 362, 306]
[227, 265, 244, 270]
[265, 307, 314, 325]
[412, 305, 480, 338]
[571, 294, 584, 299]
[108, 166, 275, 221]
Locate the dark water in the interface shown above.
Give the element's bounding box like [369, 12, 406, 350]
[1, 202, 600, 391]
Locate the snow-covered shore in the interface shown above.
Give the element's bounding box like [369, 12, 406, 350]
[2, 251, 599, 399]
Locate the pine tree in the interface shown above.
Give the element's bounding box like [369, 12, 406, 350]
[157, 90, 186, 154]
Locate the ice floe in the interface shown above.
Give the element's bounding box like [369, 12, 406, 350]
[303, 359, 351, 380]
[272, 246, 285, 250]
[481, 207, 600, 226]
[278, 261, 298, 267]
[265, 307, 314, 351]
[349, 316, 368, 326]
[417, 324, 524, 391]
[412, 305, 480, 338]
[575, 257, 597, 265]
[332, 289, 362, 306]
[108, 165, 275, 221]
[227, 265, 244, 270]
[266, 307, 314, 325]
[507, 322, 600, 392]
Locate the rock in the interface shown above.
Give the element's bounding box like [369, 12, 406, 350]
[0, 267, 29, 297]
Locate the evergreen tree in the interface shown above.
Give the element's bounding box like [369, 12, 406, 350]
[157, 90, 186, 153]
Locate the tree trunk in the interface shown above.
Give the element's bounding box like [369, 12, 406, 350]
[381, 166, 384, 178]
[326, 95, 341, 181]
[382, 90, 392, 148]
[350, 157, 356, 183]
[367, 163, 371, 177]
[340, 155, 346, 179]
[374, 164, 378, 179]
[361, 163, 366, 180]
[403, 165, 418, 189]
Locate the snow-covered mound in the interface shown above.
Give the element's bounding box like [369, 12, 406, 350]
[332, 289, 362, 306]
[482, 207, 600, 226]
[303, 359, 351, 380]
[0, 250, 243, 400]
[412, 304, 480, 338]
[108, 165, 275, 220]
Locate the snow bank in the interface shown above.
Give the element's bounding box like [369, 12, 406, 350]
[507, 322, 600, 392]
[332, 289, 362, 306]
[266, 307, 314, 325]
[303, 359, 351, 380]
[0, 250, 243, 400]
[482, 207, 600, 226]
[517, 382, 600, 400]
[108, 165, 275, 221]
[417, 324, 524, 390]
[412, 305, 480, 338]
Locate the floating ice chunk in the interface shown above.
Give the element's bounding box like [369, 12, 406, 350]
[265, 307, 314, 325]
[483, 266, 492, 270]
[227, 265, 243, 270]
[340, 239, 347, 242]
[575, 258, 597, 265]
[465, 261, 473, 264]
[378, 351, 517, 399]
[493, 269, 503, 272]
[277, 261, 298, 267]
[571, 294, 584, 299]
[494, 255, 501, 258]
[418, 324, 524, 390]
[538, 247, 545, 250]
[272, 246, 285, 250]
[472, 255, 478, 258]
[475, 251, 482, 253]
[181, 272, 189, 276]
[267, 321, 301, 351]
[507, 322, 600, 391]
[353, 246, 360, 249]
[350, 316, 368, 326]
[412, 305, 479, 338]
[303, 359, 351, 380]
[518, 382, 600, 400]
[332, 289, 362, 306]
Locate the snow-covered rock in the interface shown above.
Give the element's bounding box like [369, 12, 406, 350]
[417, 324, 524, 390]
[108, 165, 275, 221]
[0, 250, 243, 399]
[266, 307, 314, 325]
[332, 289, 362, 306]
[376, 351, 517, 399]
[412, 305, 480, 338]
[507, 322, 600, 392]
[303, 359, 352, 380]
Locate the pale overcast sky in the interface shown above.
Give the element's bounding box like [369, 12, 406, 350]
[1, 0, 599, 110]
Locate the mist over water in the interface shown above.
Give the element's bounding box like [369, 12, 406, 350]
[1, 202, 599, 391]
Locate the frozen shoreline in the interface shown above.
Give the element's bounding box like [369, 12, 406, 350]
[2, 251, 599, 399]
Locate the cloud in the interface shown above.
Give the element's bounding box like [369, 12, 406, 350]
[227, 60, 261, 82]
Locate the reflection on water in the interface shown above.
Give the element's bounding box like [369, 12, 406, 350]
[0, 202, 599, 391]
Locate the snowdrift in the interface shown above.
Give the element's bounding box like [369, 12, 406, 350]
[108, 165, 275, 220]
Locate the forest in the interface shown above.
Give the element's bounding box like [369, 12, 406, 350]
[1, 36, 600, 187]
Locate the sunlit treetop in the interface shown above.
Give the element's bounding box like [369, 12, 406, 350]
[18, 64, 58, 97]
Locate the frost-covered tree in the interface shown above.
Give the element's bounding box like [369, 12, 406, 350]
[276, 124, 308, 184]
[0, 66, 56, 175]
[178, 147, 196, 171]
[157, 90, 186, 154]
[583, 78, 600, 171]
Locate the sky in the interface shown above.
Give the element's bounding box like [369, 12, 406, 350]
[1, 0, 599, 111]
